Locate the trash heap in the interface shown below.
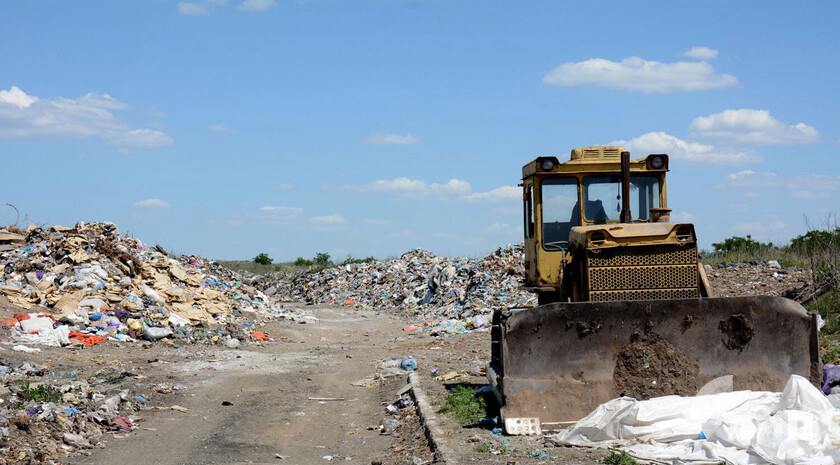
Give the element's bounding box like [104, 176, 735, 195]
[705, 260, 811, 299]
[0, 222, 280, 349]
[258, 246, 536, 330]
[0, 361, 145, 463]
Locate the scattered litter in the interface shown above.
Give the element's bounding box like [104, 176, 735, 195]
[12, 344, 40, 353]
[154, 405, 190, 413]
[399, 358, 418, 372]
[381, 418, 400, 434]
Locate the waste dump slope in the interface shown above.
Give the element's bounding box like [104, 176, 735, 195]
[69, 306, 406, 465]
[258, 247, 537, 323]
[0, 222, 279, 351]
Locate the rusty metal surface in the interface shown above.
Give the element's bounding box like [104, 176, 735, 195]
[489, 296, 820, 424]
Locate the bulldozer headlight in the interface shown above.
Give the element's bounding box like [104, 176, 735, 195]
[648, 155, 667, 170]
[540, 159, 555, 171]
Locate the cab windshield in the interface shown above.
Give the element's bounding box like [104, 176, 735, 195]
[539, 174, 662, 251]
[583, 174, 661, 222]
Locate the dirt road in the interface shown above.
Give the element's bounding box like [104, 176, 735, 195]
[69, 307, 410, 465]
[51, 304, 601, 465]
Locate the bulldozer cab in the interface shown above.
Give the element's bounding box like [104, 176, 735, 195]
[522, 146, 671, 295]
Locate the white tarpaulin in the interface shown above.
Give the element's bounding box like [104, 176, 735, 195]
[550, 376, 840, 465]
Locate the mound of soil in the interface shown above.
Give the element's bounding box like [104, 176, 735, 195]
[614, 333, 699, 399]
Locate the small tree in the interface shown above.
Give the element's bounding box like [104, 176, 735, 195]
[313, 252, 332, 267]
[253, 253, 273, 265]
[293, 257, 313, 266]
[791, 229, 840, 256]
[711, 235, 770, 254]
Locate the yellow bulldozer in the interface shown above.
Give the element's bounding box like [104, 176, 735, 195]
[488, 146, 821, 435]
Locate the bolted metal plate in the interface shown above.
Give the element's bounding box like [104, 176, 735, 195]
[504, 417, 541, 436]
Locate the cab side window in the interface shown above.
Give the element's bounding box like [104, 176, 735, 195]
[524, 185, 534, 238]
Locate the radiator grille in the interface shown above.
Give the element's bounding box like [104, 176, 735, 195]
[586, 244, 697, 267]
[589, 288, 699, 302]
[589, 264, 697, 290]
[585, 244, 700, 302]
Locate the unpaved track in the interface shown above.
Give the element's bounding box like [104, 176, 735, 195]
[71, 307, 407, 465]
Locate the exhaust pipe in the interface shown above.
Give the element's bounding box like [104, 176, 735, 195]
[620, 151, 632, 223]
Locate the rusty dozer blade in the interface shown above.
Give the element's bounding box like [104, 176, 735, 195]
[488, 296, 820, 433]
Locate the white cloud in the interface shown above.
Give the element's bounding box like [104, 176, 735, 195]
[0, 86, 37, 108]
[369, 177, 427, 192]
[732, 220, 788, 233]
[430, 179, 471, 194]
[543, 56, 737, 93]
[209, 123, 230, 133]
[461, 186, 520, 202]
[721, 171, 840, 200]
[310, 214, 345, 225]
[363, 132, 418, 145]
[612, 131, 761, 164]
[0, 86, 173, 150]
[359, 177, 516, 203]
[258, 205, 303, 220]
[364, 177, 471, 196]
[722, 170, 779, 188]
[690, 109, 819, 144]
[134, 199, 170, 208]
[683, 46, 718, 60]
[177, 2, 208, 15]
[240, 0, 277, 12]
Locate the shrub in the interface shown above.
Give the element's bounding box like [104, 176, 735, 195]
[791, 229, 840, 256]
[293, 257, 313, 267]
[792, 226, 840, 300]
[711, 235, 772, 254]
[341, 255, 377, 265]
[253, 253, 272, 265]
[313, 252, 332, 267]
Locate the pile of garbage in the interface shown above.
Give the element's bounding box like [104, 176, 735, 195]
[257, 246, 536, 326]
[0, 361, 146, 463]
[705, 260, 811, 298]
[0, 222, 281, 349]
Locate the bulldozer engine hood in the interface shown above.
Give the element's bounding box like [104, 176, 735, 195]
[570, 222, 695, 249]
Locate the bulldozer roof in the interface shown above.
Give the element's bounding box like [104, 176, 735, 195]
[522, 146, 669, 178]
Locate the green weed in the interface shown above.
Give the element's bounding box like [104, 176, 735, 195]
[440, 385, 487, 426]
[15, 381, 61, 404]
[474, 443, 491, 453]
[603, 450, 639, 465]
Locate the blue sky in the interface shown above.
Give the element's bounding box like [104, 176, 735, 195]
[1, 1, 838, 260]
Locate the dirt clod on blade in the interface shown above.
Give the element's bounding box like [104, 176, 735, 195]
[614, 333, 699, 399]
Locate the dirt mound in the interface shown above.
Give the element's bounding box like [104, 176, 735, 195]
[614, 333, 699, 399]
